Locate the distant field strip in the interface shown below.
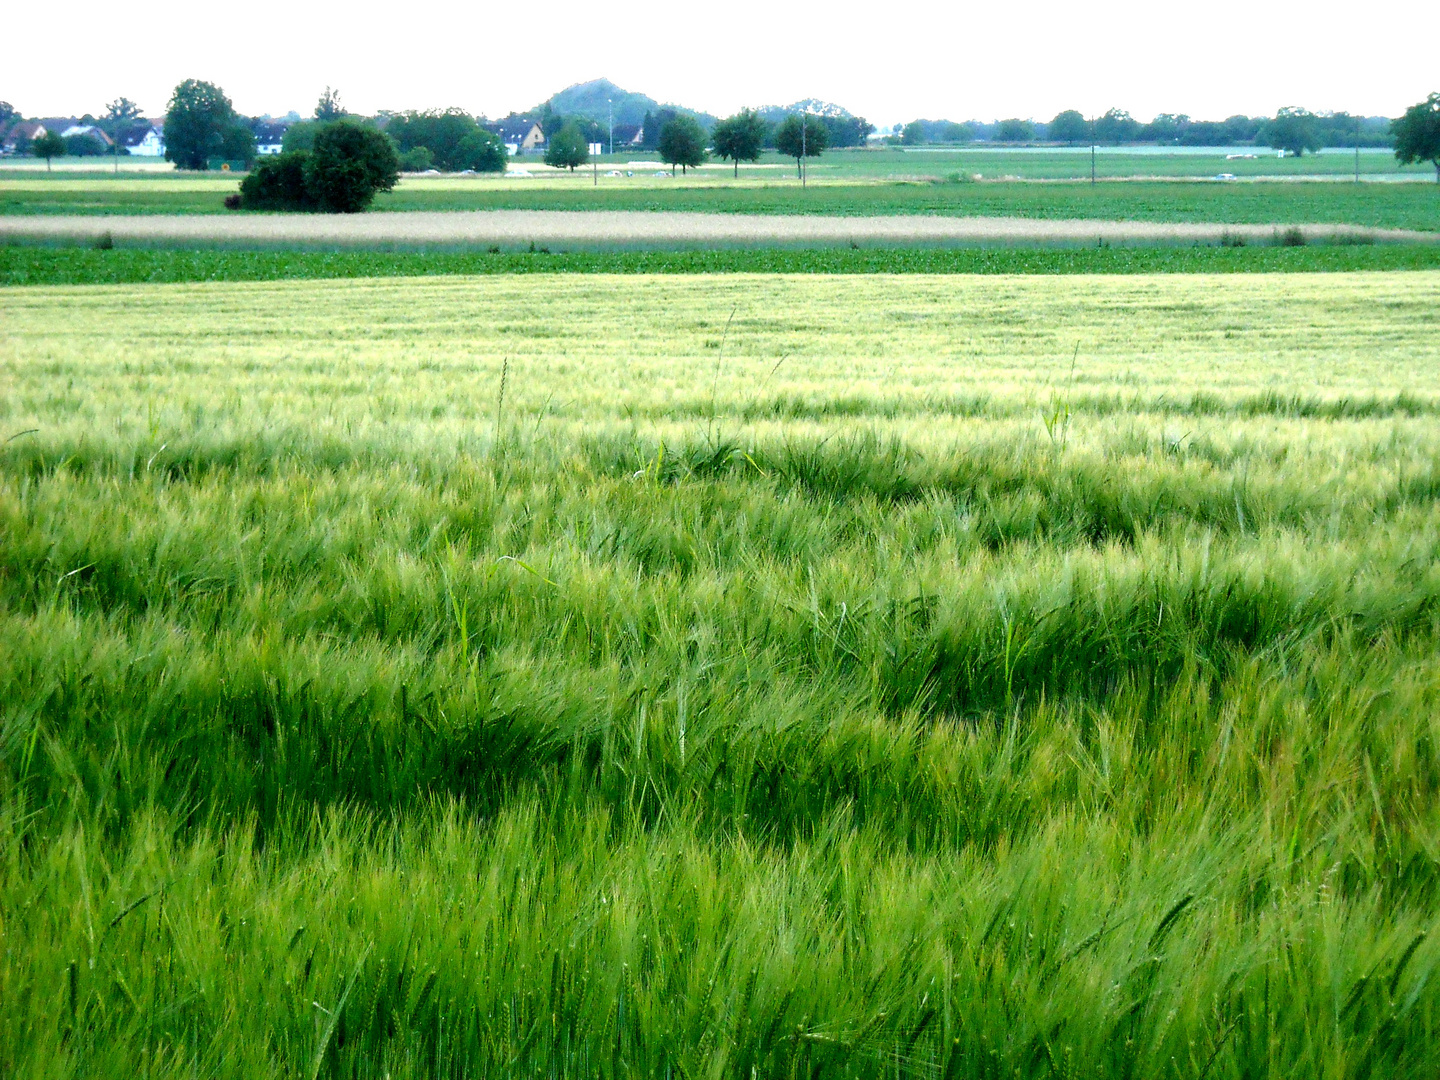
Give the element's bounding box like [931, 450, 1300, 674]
[2, 209, 1433, 250]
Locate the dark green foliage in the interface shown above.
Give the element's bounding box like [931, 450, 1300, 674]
[164, 78, 248, 170]
[657, 115, 706, 174]
[384, 109, 505, 172]
[64, 133, 106, 156]
[454, 129, 507, 171]
[710, 109, 767, 176]
[238, 151, 315, 210]
[775, 114, 827, 176]
[315, 85, 345, 121]
[1265, 106, 1321, 156]
[7, 243, 1440, 288]
[30, 130, 65, 169]
[993, 118, 1036, 142]
[902, 120, 926, 145]
[544, 121, 590, 171]
[398, 146, 434, 172]
[237, 122, 398, 212]
[1093, 108, 1140, 143]
[280, 119, 319, 153]
[1049, 109, 1091, 144]
[1392, 92, 1440, 181]
[304, 120, 400, 212]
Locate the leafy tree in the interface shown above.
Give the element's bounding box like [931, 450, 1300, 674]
[305, 120, 400, 211]
[1048, 110, 1090, 144]
[398, 146, 434, 172]
[1141, 113, 1189, 142]
[0, 102, 16, 124]
[710, 108, 765, 176]
[239, 152, 314, 210]
[657, 115, 706, 174]
[939, 121, 973, 143]
[1392, 92, 1440, 182]
[821, 115, 874, 148]
[902, 121, 926, 145]
[315, 87, 345, 121]
[165, 79, 251, 169]
[105, 97, 142, 125]
[454, 129, 507, 172]
[775, 114, 827, 178]
[31, 130, 66, 170]
[544, 121, 590, 171]
[1093, 108, 1140, 144]
[640, 108, 677, 151]
[993, 118, 1035, 143]
[282, 121, 320, 153]
[1264, 107, 1320, 157]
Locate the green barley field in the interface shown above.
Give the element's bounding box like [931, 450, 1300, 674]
[4, 272, 1440, 1077]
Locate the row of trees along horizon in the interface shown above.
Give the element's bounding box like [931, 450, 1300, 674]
[6, 82, 1439, 187]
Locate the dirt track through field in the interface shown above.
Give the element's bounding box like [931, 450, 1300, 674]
[1, 210, 1433, 250]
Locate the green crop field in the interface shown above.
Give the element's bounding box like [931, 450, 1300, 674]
[3, 173, 1437, 233]
[6, 243, 1440, 286]
[4, 272, 1440, 1078]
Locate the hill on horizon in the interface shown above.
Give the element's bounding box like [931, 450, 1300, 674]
[536, 78, 717, 130]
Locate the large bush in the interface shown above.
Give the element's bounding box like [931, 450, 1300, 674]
[239, 152, 315, 210]
[239, 121, 399, 213]
[305, 121, 400, 211]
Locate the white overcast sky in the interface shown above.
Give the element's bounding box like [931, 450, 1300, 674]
[7, 0, 1437, 124]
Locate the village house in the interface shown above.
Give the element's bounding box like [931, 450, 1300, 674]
[1, 120, 47, 154]
[492, 118, 546, 155]
[60, 123, 113, 147]
[123, 125, 166, 156]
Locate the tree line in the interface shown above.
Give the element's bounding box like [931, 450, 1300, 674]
[894, 107, 1404, 154]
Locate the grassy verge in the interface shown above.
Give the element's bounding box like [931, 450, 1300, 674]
[3, 273, 1439, 1077]
[2, 177, 1437, 231]
[6, 242, 1440, 284]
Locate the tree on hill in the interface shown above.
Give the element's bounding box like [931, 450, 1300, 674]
[544, 121, 589, 171]
[1264, 107, 1320, 157]
[1048, 110, 1090, 144]
[0, 102, 16, 125]
[775, 113, 827, 178]
[710, 108, 765, 176]
[31, 130, 66, 170]
[1392, 92, 1440, 181]
[902, 121, 926, 145]
[165, 79, 252, 169]
[315, 87, 345, 121]
[658, 115, 706, 174]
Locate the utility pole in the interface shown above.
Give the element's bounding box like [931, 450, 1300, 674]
[801, 113, 806, 187]
[1091, 143, 1096, 185]
[1355, 115, 1360, 182]
[608, 99, 613, 157]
